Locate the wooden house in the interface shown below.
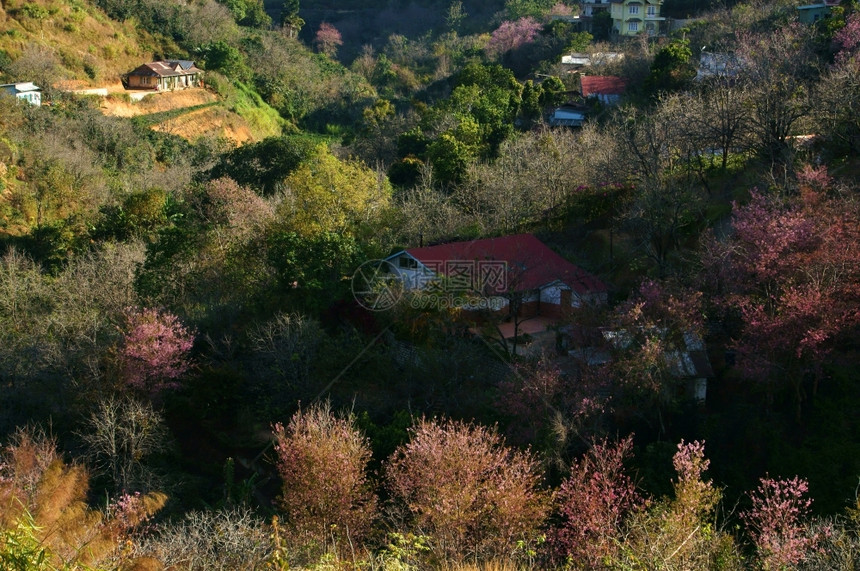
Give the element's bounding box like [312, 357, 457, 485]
[122, 61, 202, 91]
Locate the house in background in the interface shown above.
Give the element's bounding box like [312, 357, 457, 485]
[0, 82, 41, 106]
[561, 52, 592, 68]
[566, 328, 714, 404]
[610, 0, 665, 36]
[560, 51, 625, 71]
[797, 0, 839, 24]
[387, 234, 607, 317]
[582, 0, 613, 17]
[581, 75, 627, 105]
[122, 60, 202, 91]
[387, 234, 608, 355]
[548, 104, 587, 127]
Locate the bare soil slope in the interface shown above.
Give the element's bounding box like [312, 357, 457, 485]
[100, 86, 255, 144]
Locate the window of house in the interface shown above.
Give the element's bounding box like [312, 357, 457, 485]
[399, 257, 418, 269]
[629, 5, 639, 14]
[647, 5, 656, 16]
[628, 21, 638, 31]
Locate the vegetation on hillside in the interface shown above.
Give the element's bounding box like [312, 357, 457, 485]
[1, 0, 860, 568]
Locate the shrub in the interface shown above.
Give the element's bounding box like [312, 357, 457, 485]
[553, 436, 640, 567]
[386, 418, 549, 564]
[272, 402, 377, 559]
[743, 476, 815, 569]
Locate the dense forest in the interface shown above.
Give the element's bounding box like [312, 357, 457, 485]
[1, 0, 860, 567]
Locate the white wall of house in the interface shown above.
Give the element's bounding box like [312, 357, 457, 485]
[388, 253, 438, 290]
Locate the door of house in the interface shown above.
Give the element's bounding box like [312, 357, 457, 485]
[560, 289, 572, 311]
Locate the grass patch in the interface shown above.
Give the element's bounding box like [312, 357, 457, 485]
[207, 73, 287, 139]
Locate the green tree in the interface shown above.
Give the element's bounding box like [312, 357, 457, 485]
[280, 0, 303, 36]
[566, 30, 593, 53]
[505, 0, 554, 20]
[221, 0, 270, 27]
[427, 132, 478, 187]
[208, 135, 317, 196]
[279, 145, 392, 237]
[591, 11, 612, 41]
[645, 38, 696, 94]
[199, 40, 249, 80]
[266, 231, 364, 311]
[519, 80, 543, 126]
[538, 75, 566, 108]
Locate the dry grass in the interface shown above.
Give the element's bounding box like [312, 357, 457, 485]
[443, 561, 526, 571]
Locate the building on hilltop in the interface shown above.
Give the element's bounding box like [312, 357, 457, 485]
[580, 75, 627, 105]
[122, 61, 202, 91]
[610, 0, 665, 36]
[0, 82, 41, 106]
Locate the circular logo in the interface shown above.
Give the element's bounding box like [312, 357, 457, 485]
[351, 259, 404, 311]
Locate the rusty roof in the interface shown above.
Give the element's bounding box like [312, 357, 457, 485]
[128, 60, 201, 78]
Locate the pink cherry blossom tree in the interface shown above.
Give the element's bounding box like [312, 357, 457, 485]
[386, 417, 549, 564]
[272, 402, 376, 555]
[314, 22, 342, 58]
[553, 436, 640, 567]
[486, 17, 542, 60]
[117, 307, 194, 396]
[700, 184, 860, 415]
[743, 476, 815, 569]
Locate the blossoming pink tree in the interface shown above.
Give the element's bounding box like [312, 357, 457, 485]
[743, 476, 815, 569]
[118, 307, 194, 396]
[386, 418, 549, 564]
[553, 436, 640, 567]
[486, 17, 542, 60]
[272, 403, 377, 554]
[314, 22, 342, 58]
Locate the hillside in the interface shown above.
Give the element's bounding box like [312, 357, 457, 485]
[0, 0, 156, 84]
[2, 0, 860, 568]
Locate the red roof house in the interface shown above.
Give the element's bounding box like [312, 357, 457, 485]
[386, 234, 607, 319]
[580, 75, 627, 105]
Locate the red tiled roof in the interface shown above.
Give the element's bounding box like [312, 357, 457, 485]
[405, 234, 607, 295]
[581, 75, 627, 96]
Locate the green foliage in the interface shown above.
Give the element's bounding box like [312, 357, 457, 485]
[199, 40, 249, 80]
[280, 0, 300, 26]
[538, 75, 566, 107]
[566, 31, 593, 53]
[91, 188, 170, 241]
[19, 3, 50, 21]
[505, 0, 554, 20]
[208, 134, 317, 196]
[220, 0, 271, 28]
[646, 38, 696, 94]
[519, 79, 542, 125]
[355, 409, 413, 464]
[414, 62, 521, 183]
[266, 230, 365, 312]
[592, 10, 612, 42]
[427, 132, 477, 186]
[0, 512, 49, 571]
[279, 145, 392, 237]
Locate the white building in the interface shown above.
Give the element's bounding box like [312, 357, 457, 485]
[0, 82, 41, 106]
